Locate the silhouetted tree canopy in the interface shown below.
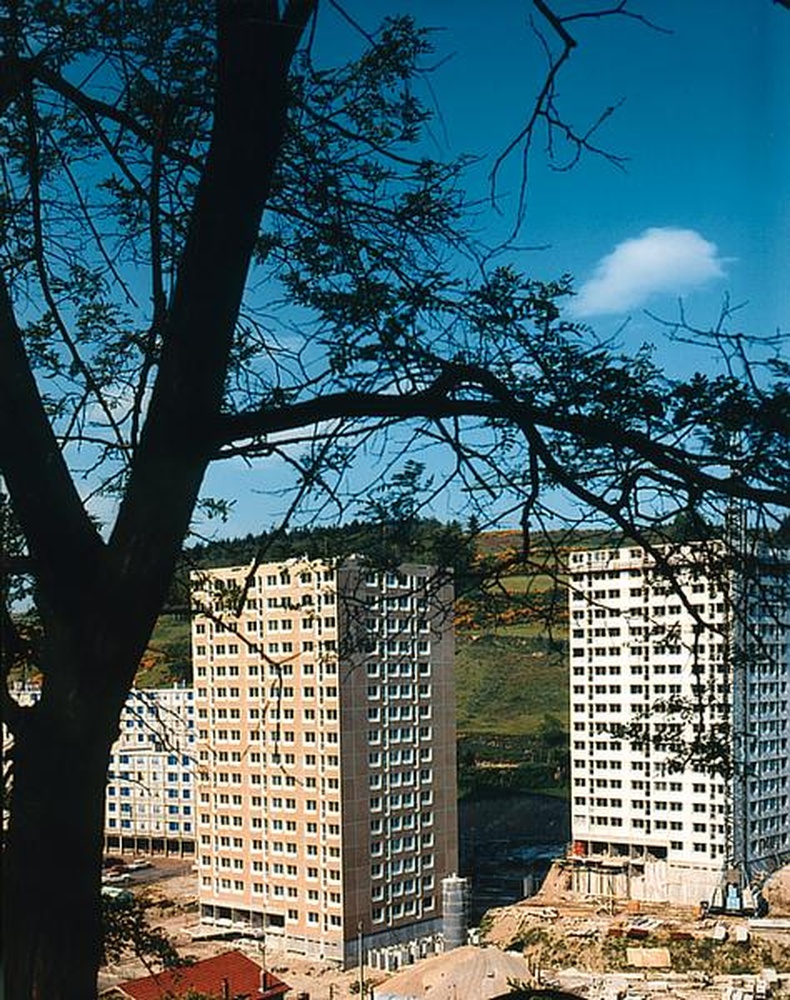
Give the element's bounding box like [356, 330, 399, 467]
[1, 2, 788, 997]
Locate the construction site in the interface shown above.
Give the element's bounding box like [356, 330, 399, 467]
[98, 856, 790, 1000]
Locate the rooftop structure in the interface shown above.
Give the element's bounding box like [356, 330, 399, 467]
[113, 949, 289, 1000]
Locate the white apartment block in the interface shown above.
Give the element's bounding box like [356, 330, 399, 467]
[4, 684, 197, 854]
[568, 542, 789, 908]
[191, 557, 457, 969]
[105, 686, 197, 856]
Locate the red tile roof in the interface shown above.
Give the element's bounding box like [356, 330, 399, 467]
[115, 949, 289, 1000]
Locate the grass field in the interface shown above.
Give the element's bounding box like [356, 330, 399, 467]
[496, 572, 562, 594]
[455, 632, 568, 736]
[457, 534, 569, 736]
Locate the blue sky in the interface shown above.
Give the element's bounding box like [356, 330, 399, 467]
[200, 1, 790, 537]
[358, 0, 790, 341]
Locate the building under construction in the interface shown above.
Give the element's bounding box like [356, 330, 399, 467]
[566, 542, 789, 910]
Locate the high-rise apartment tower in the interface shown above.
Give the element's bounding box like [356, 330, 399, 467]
[568, 543, 789, 907]
[192, 557, 457, 967]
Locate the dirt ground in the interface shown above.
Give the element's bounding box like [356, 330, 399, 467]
[761, 864, 790, 916]
[481, 860, 790, 981]
[99, 856, 790, 997]
[99, 861, 380, 998]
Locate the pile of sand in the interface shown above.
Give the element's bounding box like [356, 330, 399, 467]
[761, 863, 790, 916]
[375, 945, 530, 1000]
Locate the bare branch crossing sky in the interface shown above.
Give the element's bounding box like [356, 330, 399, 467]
[200, 2, 789, 535]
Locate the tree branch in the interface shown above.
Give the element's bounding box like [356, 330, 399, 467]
[110, 1, 315, 589]
[22, 80, 128, 456]
[215, 370, 790, 510]
[0, 274, 106, 616]
[0, 54, 202, 171]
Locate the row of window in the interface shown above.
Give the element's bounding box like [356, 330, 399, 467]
[369, 791, 433, 810]
[367, 726, 432, 744]
[109, 802, 191, 816]
[108, 771, 192, 784]
[197, 750, 339, 768]
[204, 772, 337, 788]
[107, 819, 188, 832]
[108, 787, 192, 798]
[197, 728, 340, 744]
[369, 749, 432, 766]
[367, 683, 432, 699]
[574, 777, 721, 793]
[201, 795, 339, 813]
[195, 638, 339, 656]
[196, 662, 336, 678]
[204, 855, 341, 878]
[364, 571, 431, 589]
[201, 826, 341, 847]
[205, 568, 334, 592]
[198, 685, 338, 700]
[199, 707, 340, 724]
[371, 898, 432, 922]
[575, 795, 722, 815]
[367, 707, 432, 723]
[369, 769, 433, 788]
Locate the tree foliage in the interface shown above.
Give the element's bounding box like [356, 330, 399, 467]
[102, 892, 185, 977]
[184, 512, 480, 593]
[1, 2, 789, 997]
[3, 2, 787, 547]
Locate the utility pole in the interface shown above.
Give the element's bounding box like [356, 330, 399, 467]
[257, 929, 267, 993]
[357, 921, 364, 999]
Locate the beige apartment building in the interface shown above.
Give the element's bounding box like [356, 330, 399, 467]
[192, 556, 457, 968]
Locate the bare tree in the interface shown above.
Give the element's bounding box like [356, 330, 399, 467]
[1, 2, 788, 997]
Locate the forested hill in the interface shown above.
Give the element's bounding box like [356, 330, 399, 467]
[183, 518, 482, 594]
[187, 516, 473, 568]
[167, 518, 621, 630]
[182, 519, 609, 591]
[136, 519, 582, 741]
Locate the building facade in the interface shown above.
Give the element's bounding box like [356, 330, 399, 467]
[6, 684, 197, 854]
[568, 543, 789, 907]
[192, 557, 457, 968]
[105, 686, 197, 856]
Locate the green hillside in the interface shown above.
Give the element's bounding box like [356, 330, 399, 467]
[143, 525, 572, 739]
[455, 631, 567, 736]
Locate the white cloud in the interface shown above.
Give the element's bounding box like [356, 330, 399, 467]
[571, 227, 725, 317]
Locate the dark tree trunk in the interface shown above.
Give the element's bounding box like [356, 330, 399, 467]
[0, 7, 313, 997]
[3, 690, 116, 999]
